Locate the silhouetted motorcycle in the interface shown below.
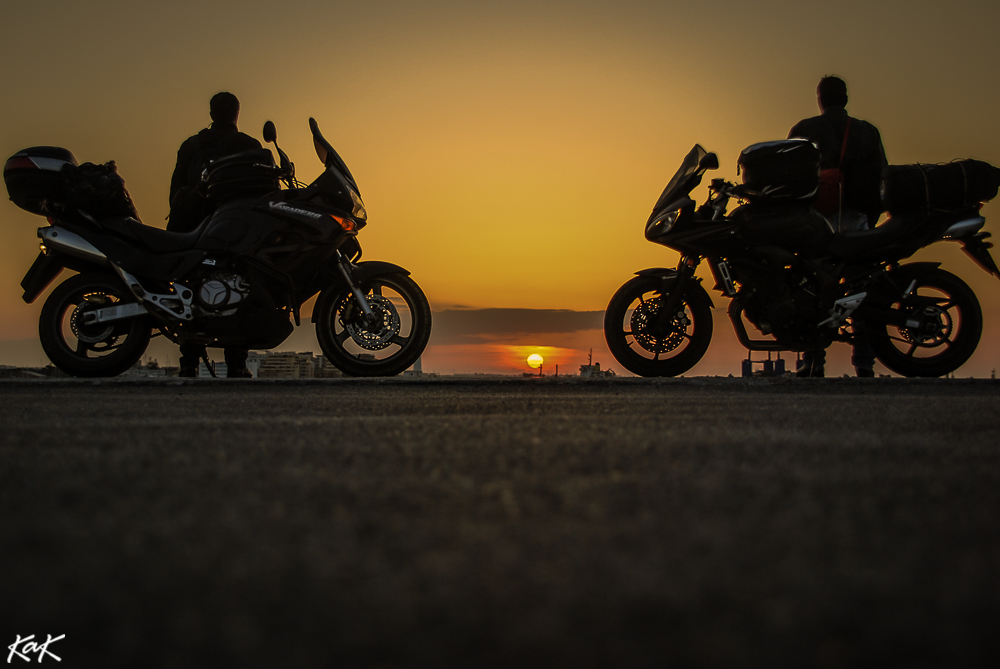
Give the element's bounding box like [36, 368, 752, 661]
[604, 141, 1000, 377]
[4, 117, 431, 377]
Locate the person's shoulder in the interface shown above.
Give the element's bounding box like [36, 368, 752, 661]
[849, 116, 884, 140]
[177, 131, 204, 153]
[789, 114, 825, 137]
[236, 131, 262, 148]
[846, 114, 879, 130]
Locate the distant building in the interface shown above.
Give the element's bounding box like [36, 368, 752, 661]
[249, 351, 344, 379]
[122, 358, 170, 378]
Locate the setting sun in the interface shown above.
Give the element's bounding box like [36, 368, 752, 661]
[527, 353, 544, 369]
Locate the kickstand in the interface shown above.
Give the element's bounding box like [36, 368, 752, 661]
[201, 354, 217, 378]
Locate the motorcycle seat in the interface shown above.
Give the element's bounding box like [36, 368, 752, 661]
[825, 215, 909, 260]
[100, 216, 205, 252]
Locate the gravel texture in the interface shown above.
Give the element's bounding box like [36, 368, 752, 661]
[1, 376, 999, 667]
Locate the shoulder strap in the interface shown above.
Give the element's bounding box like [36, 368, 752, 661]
[838, 117, 852, 167]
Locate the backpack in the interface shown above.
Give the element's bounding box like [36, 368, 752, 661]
[815, 117, 851, 216]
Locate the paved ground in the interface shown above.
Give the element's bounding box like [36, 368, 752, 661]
[1, 376, 999, 667]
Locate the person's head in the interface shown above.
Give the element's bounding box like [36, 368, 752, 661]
[209, 92, 240, 125]
[817, 76, 848, 111]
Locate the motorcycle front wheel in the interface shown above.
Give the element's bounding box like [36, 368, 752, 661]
[315, 273, 432, 377]
[868, 268, 982, 378]
[604, 274, 713, 377]
[38, 272, 152, 377]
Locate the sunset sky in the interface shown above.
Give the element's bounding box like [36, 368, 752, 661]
[3, 0, 1000, 376]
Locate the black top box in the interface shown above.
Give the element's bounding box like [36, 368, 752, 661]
[738, 139, 820, 202]
[4, 146, 79, 215]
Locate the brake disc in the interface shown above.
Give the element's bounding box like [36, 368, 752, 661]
[630, 298, 687, 353]
[341, 294, 401, 350]
[70, 301, 116, 345]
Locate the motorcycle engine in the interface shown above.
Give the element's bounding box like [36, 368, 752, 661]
[739, 270, 823, 344]
[194, 273, 250, 313]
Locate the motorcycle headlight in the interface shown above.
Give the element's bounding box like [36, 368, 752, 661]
[350, 188, 367, 221]
[648, 209, 680, 235]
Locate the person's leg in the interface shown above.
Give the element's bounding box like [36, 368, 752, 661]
[224, 347, 251, 378]
[851, 320, 876, 377]
[797, 347, 827, 377]
[179, 343, 206, 377]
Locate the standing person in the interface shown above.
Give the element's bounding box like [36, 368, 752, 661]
[789, 76, 888, 377]
[169, 92, 261, 378]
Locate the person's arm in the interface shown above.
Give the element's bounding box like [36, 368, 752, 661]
[169, 138, 195, 205]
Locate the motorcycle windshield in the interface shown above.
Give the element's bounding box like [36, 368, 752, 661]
[306, 117, 366, 221]
[648, 145, 708, 219]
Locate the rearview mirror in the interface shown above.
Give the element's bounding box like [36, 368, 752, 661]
[262, 121, 276, 144]
[699, 153, 719, 171]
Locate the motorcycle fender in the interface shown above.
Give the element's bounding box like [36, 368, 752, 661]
[961, 234, 1000, 279]
[311, 261, 411, 323]
[635, 267, 678, 279]
[352, 261, 411, 285]
[633, 268, 714, 307]
[889, 262, 942, 289]
[20, 252, 65, 304]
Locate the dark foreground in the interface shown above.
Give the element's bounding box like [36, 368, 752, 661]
[2, 377, 999, 667]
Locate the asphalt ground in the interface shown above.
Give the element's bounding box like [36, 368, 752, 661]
[1, 376, 999, 667]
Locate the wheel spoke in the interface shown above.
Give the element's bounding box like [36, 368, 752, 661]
[75, 339, 89, 355]
[335, 329, 351, 345]
[905, 342, 918, 356]
[370, 284, 383, 297]
[390, 334, 408, 347]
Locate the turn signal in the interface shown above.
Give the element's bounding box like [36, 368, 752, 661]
[331, 215, 356, 232]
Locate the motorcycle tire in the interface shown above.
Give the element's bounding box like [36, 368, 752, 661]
[38, 272, 152, 378]
[604, 274, 713, 377]
[315, 273, 432, 377]
[868, 267, 982, 378]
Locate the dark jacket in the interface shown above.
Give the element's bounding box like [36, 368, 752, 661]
[169, 121, 261, 204]
[788, 107, 887, 226]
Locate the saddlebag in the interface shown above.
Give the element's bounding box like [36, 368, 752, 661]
[4, 146, 79, 215]
[737, 139, 821, 202]
[881, 160, 1000, 214]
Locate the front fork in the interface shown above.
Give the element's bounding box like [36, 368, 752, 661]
[654, 255, 701, 334]
[334, 250, 375, 319]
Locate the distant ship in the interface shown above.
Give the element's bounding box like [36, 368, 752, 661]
[579, 349, 615, 378]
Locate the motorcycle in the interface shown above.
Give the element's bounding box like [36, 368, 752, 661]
[604, 141, 1000, 378]
[4, 117, 432, 377]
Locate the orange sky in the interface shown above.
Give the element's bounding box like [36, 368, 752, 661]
[3, 0, 1000, 376]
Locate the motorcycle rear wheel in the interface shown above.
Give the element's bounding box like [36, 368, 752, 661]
[38, 272, 152, 377]
[604, 274, 713, 377]
[315, 273, 432, 377]
[868, 268, 981, 378]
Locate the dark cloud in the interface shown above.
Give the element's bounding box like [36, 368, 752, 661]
[429, 309, 603, 345]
